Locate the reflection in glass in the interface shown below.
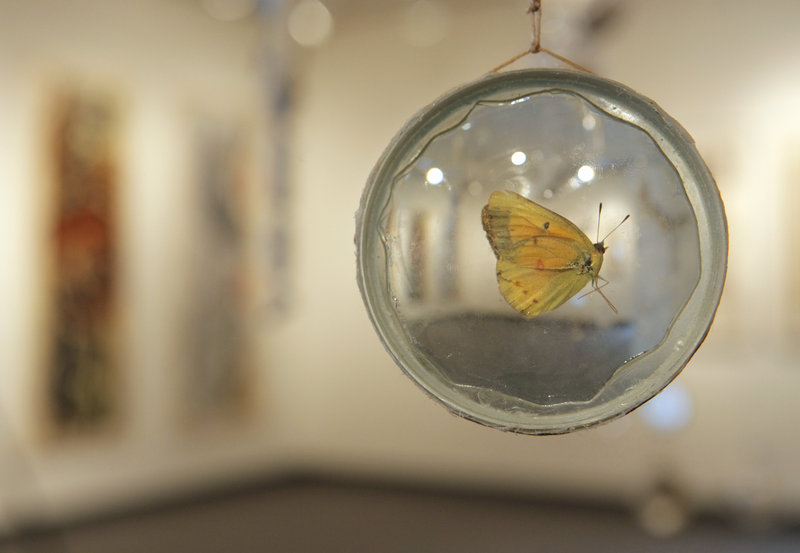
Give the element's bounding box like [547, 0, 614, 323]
[381, 91, 700, 406]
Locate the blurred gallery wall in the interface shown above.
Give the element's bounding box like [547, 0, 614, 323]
[1, 0, 800, 539]
[0, 0, 284, 527]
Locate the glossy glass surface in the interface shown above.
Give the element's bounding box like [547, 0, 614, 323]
[356, 69, 727, 434]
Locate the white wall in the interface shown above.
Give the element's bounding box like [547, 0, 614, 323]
[2, 0, 800, 531]
[0, 0, 284, 525]
[277, 0, 800, 522]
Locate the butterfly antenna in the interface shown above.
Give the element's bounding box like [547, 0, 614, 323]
[596, 203, 603, 243]
[600, 213, 631, 244]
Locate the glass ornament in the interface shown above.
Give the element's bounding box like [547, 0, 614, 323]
[356, 67, 726, 434]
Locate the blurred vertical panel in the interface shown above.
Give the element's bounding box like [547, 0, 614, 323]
[45, 88, 121, 436]
[262, 5, 293, 318]
[183, 116, 252, 425]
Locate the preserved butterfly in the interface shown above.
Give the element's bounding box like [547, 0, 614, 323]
[481, 190, 629, 318]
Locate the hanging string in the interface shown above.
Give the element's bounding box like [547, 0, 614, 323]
[489, 0, 592, 74]
[530, 0, 542, 53]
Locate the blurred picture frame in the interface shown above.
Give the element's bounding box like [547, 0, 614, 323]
[40, 84, 123, 440]
[181, 113, 255, 426]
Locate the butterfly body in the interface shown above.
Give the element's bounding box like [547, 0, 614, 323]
[481, 190, 613, 318]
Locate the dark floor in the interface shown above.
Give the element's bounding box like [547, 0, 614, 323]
[3, 477, 800, 553]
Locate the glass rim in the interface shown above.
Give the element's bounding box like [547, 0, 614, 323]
[356, 68, 728, 434]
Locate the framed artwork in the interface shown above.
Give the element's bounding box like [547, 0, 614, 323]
[42, 87, 121, 437]
[182, 116, 255, 425]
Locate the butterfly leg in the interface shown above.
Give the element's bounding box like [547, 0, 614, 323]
[577, 278, 618, 314]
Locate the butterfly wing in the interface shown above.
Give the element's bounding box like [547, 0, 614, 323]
[495, 236, 592, 317]
[481, 190, 597, 318]
[481, 190, 595, 256]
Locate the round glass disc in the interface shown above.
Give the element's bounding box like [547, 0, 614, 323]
[356, 69, 727, 434]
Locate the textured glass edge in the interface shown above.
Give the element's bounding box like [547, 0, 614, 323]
[381, 88, 703, 414]
[355, 69, 728, 434]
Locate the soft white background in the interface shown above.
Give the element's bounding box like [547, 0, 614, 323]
[1, 0, 799, 531]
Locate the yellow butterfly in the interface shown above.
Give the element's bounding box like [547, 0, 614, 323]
[481, 190, 629, 318]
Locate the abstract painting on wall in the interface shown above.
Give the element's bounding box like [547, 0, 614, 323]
[44, 89, 120, 436]
[183, 117, 254, 426]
